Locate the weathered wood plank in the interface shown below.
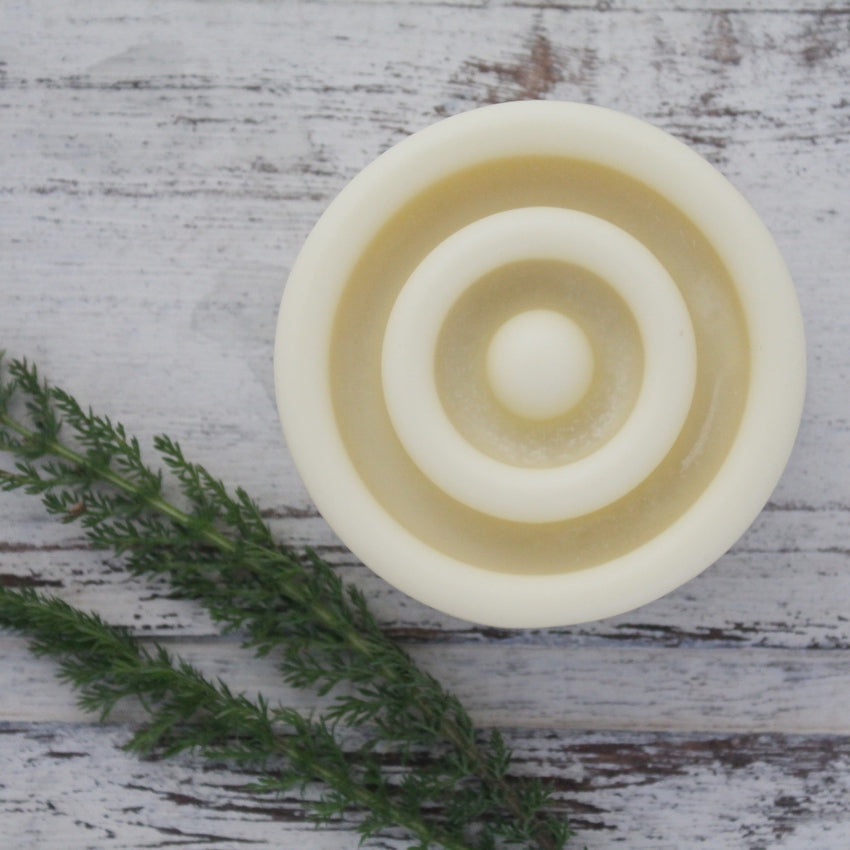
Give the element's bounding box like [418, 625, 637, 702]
[2, 634, 848, 733]
[1, 722, 848, 849]
[3, 505, 849, 648]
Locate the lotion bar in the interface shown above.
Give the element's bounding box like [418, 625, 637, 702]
[274, 102, 805, 628]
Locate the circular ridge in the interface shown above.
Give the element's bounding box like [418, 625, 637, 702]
[381, 207, 696, 523]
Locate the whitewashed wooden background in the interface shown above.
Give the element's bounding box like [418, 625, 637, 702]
[1, 1, 849, 848]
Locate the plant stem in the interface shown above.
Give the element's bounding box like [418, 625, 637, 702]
[1, 410, 235, 553]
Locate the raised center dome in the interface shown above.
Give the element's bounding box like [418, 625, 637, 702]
[486, 309, 594, 420]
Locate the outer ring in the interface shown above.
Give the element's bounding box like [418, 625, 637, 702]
[274, 101, 806, 628]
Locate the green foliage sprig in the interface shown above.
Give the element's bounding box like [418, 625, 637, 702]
[0, 354, 571, 850]
[0, 586, 469, 849]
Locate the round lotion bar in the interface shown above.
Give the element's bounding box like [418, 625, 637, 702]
[274, 101, 806, 628]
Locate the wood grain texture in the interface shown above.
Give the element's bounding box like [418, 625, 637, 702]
[2, 723, 849, 849]
[2, 635, 850, 733]
[4, 506, 850, 649]
[1, 0, 849, 847]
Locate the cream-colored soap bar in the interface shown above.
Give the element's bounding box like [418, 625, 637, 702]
[275, 101, 805, 628]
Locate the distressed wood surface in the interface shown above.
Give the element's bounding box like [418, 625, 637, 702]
[1, 1, 849, 848]
[2, 722, 849, 850]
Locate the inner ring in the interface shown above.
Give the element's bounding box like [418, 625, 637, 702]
[381, 207, 698, 523]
